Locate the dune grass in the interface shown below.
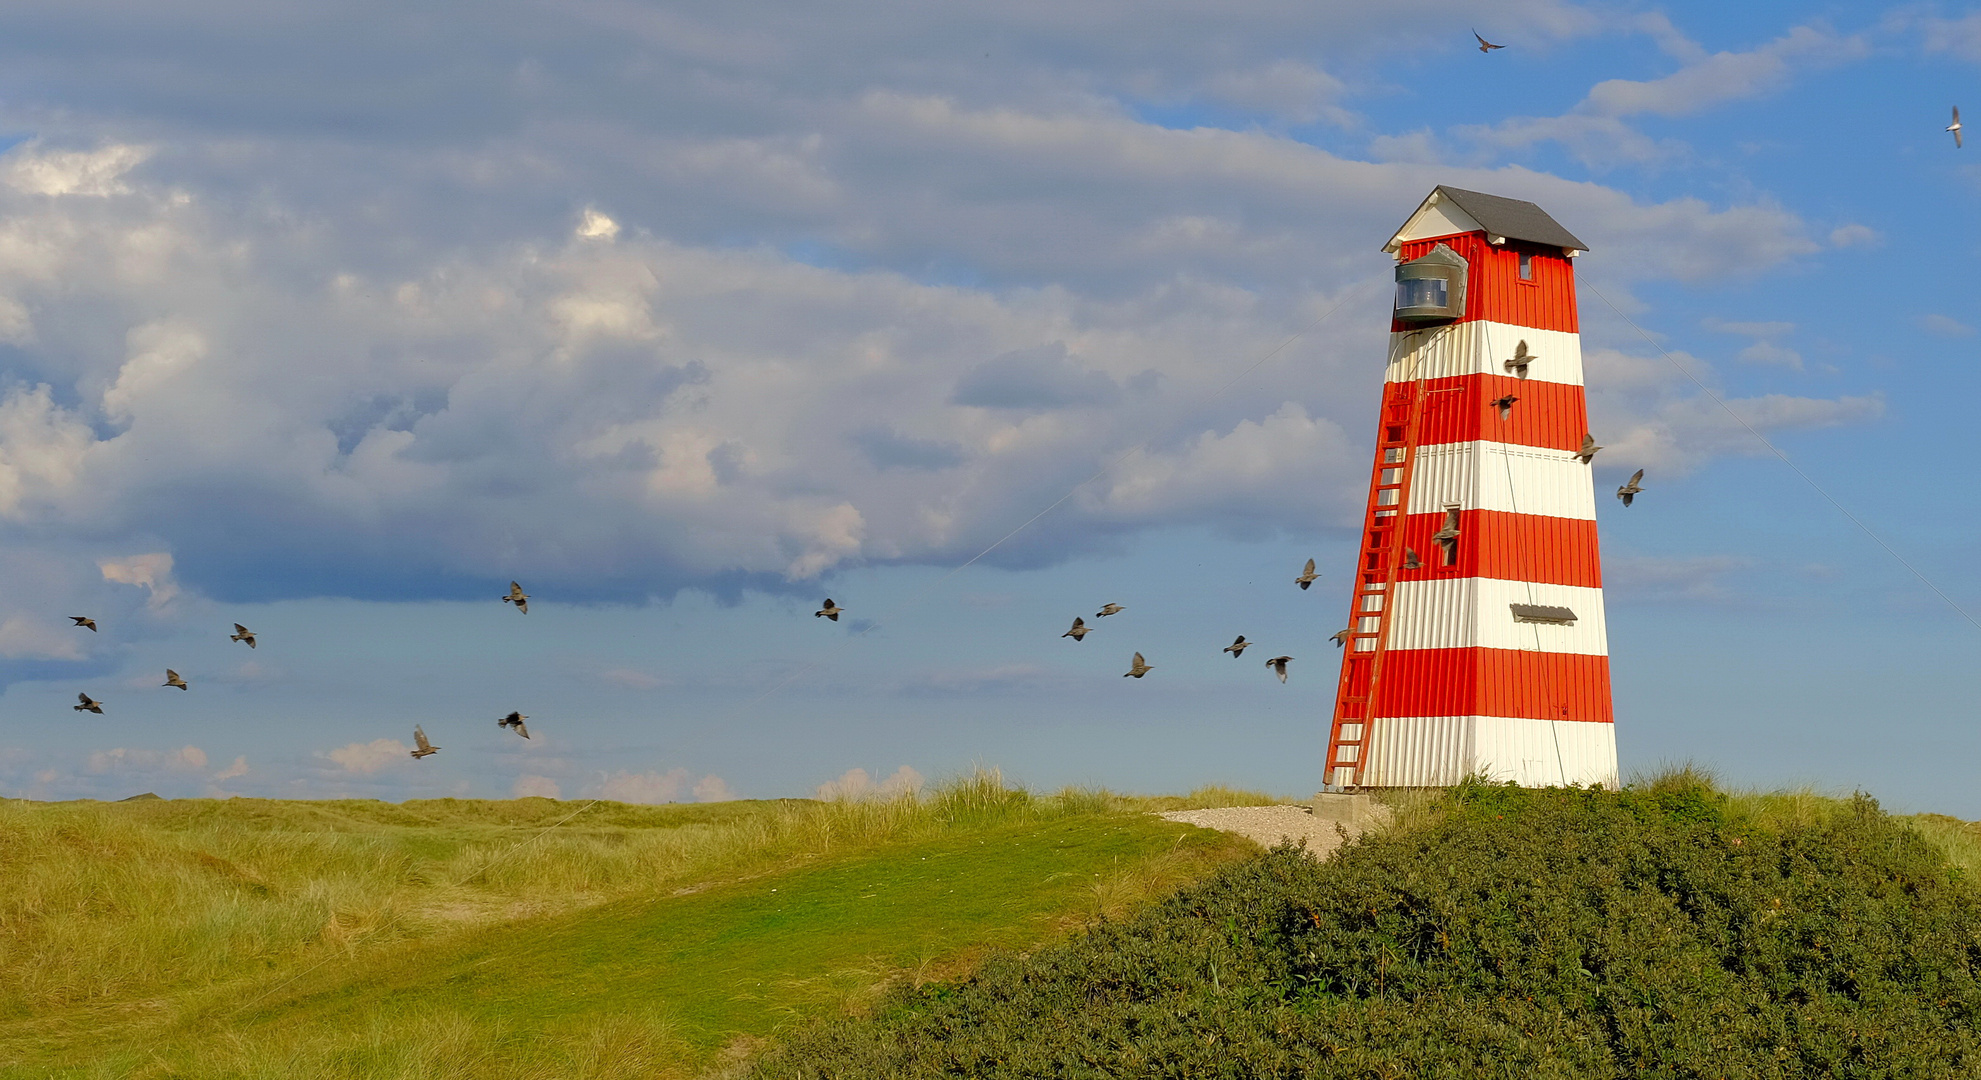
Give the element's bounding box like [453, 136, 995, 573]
[0, 773, 1267, 1077]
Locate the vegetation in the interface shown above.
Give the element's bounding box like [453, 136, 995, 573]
[754, 772, 1981, 1079]
[0, 774, 1266, 1077]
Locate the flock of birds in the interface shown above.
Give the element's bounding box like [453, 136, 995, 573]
[64, 583, 541, 762]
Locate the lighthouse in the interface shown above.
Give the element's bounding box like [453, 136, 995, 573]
[1324, 187, 1619, 790]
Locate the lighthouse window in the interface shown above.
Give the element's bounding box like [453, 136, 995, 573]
[1395, 277, 1447, 310]
[1518, 253, 1534, 281]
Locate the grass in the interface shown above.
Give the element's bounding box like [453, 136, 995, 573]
[0, 773, 1268, 1077]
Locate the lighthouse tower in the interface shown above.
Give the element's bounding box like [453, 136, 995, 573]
[1324, 187, 1618, 789]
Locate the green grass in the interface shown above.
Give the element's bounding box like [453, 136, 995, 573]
[0, 774, 1267, 1077]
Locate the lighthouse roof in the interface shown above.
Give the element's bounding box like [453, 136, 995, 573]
[1385, 186, 1587, 256]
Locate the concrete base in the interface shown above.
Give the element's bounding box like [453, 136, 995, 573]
[1311, 791, 1390, 830]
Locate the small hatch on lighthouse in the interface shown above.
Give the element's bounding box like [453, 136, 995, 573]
[1393, 244, 1467, 325]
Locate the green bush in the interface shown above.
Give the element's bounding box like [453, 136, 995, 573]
[751, 776, 1981, 1079]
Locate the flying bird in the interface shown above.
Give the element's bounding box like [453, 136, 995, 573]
[1432, 509, 1461, 564]
[1224, 635, 1251, 658]
[1490, 393, 1518, 419]
[1123, 652, 1153, 678]
[502, 581, 529, 614]
[1295, 559, 1320, 590]
[1062, 617, 1091, 641]
[1403, 547, 1422, 570]
[1330, 627, 1353, 648]
[70, 616, 97, 632]
[499, 711, 530, 739]
[1504, 340, 1536, 379]
[73, 692, 103, 714]
[1096, 603, 1124, 618]
[1952, 106, 1964, 148]
[1474, 29, 1504, 52]
[1617, 468, 1646, 507]
[815, 598, 844, 621]
[410, 726, 440, 759]
[163, 669, 188, 690]
[230, 623, 257, 649]
[1265, 656, 1293, 683]
[1575, 434, 1602, 465]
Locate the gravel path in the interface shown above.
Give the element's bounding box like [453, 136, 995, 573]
[1159, 805, 1351, 858]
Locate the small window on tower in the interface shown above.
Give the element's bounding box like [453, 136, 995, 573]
[1518, 253, 1534, 281]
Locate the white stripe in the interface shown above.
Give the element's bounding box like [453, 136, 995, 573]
[1385, 321, 1583, 387]
[1405, 441, 1596, 520]
[1359, 714, 1618, 788]
[1385, 577, 1609, 655]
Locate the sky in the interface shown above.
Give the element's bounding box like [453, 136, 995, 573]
[1, 0, 1979, 812]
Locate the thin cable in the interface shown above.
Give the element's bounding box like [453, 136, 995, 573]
[1582, 277, 1981, 635]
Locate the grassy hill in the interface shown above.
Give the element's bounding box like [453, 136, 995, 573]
[0, 774, 1263, 1078]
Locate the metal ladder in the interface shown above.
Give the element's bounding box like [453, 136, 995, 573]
[1324, 377, 1426, 789]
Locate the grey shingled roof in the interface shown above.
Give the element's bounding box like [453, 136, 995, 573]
[1435, 186, 1588, 252]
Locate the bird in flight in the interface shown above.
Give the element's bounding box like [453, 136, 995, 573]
[70, 616, 97, 632]
[1474, 30, 1504, 52]
[1124, 652, 1153, 678]
[1265, 656, 1293, 683]
[1224, 635, 1251, 658]
[1575, 434, 1602, 465]
[1432, 508, 1461, 565]
[1295, 559, 1320, 590]
[815, 598, 844, 621]
[1062, 617, 1091, 641]
[1330, 627, 1353, 648]
[1490, 393, 1518, 420]
[1617, 469, 1646, 507]
[1403, 547, 1423, 570]
[1096, 603, 1124, 618]
[1504, 340, 1535, 379]
[163, 669, 188, 690]
[230, 623, 257, 649]
[74, 692, 104, 714]
[1951, 106, 1964, 148]
[499, 711, 530, 739]
[410, 726, 440, 759]
[503, 581, 529, 614]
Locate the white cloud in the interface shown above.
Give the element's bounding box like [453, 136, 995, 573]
[576, 208, 620, 241]
[3, 143, 151, 197]
[600, 668, 667, 690]
[1828, 224, 1880, 248]
[0, 616, 85, 660]
[0, 385, 94, 519]
[212, 755, 249, 781]
[692, 774, 737, 802]
[324, 738, 410, 774]
[513, 774, 562, 798]
[99, 552, 180, 608]
[1920, 314, 1975, 337]
[87, 745, 207, 774]
[817, 764, 924, 801]
[1606, 554, 1753, 601]
[591, 767, 733, 803]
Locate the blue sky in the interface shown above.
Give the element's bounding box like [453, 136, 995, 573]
[1, 0, 1979, 812]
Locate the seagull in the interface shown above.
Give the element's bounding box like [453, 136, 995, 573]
[502, 581, 529, 614]
[410, 725, 440, 759]
[1224, 635, 1251, 658]
[163, 669, 188, 690]
[1952, 106, 1964, 149]
[1575, 434, 1602, 465]
[230, 623, 257, 649]
[1062, 617, 1091, 641]
[499, 711, 530, 739]
[70, 616, 97, 632]
[1490, 393, 1518, 420]
[1433, 510, 1461, 563]
[1504, 340, 1536, 379]
[815, 598, 843, 622]
[1617, 468, 1646, 507]
[1330, 627, 1353, 648]
[1096, 603, 1124, 618]
[1403, 547, 1422, 570]
[73, 692, 104, 714]
[1123, 652, 1153, 678]
[1265, 656, 1293, 683]
[1295, 559, 1320, 590]
[1474, 29, 1504, 53]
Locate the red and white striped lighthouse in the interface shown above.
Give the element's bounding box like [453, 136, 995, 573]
[1324, 187, 1618, 789]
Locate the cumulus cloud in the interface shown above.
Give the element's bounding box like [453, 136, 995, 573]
[1919, 314, 1975, 337]
[817, 764, 925, 801]
[2, 142, 150, 197]
[86, 745, 207, 773]
[513, 774, 562, 799]
[323, 739, 410, 774]
[99, 552, 180, 608]
[1704, 318, 1803, 371]
[591, 768, 733, 803]
[0, 615, 85, 660]
[213, 755, 249, 781]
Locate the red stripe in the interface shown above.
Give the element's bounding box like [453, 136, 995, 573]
[1395, 510, 1603, 588]
[1391, 234, 1578, 334]
[1372, 648, 1613, 723]
[1407, 374, 1587, 451]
